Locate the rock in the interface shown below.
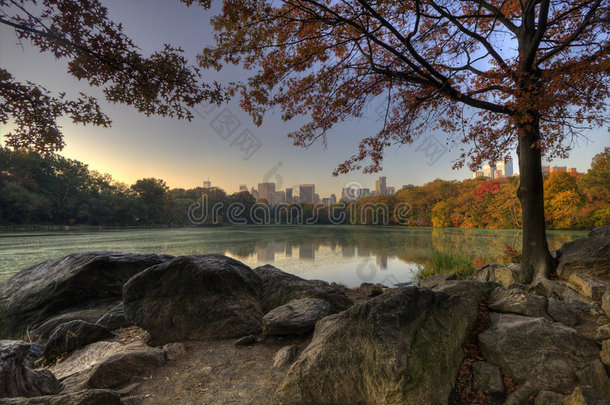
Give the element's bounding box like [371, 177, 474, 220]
[602, 288, 610, 319]
[253, 264, 352, 313]
[576, 360, 610, 400]
[234, 335, 257, 346]
[470, 264, 520, 288]
[263, 298, 331, 336]
[273, 346, 298, 368]
[563, 386, 606, 405]
[602, 340, 610, 367]
[355, 282, 385, 297]
[162, 343, 186, 361]
[418, 273, 457, 289]
[276, 282, 492, 404]
[96, 303, 131, 331]
[589, 226, 610, 238]
[548, 298, 580, 326]
[123, 254, 263, 345]
[488, 287, 551, 319]
[568, 274, 608, 301]
[0, 389, 122, 405]
[30, 306, 118, 341]
[0, 252, 171, 339]
[86, 349, 165, 389]
[595, 324, 610, 341]
[478, 313, 600, 403]
[43, 321, 114, 359]
[472, 361, 504, 394]
[534, 391, 567, 405]
[0, 341, 61, 398]
[557, 233, 610, 281]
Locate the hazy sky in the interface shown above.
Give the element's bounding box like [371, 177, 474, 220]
[1, 0, 608, 197]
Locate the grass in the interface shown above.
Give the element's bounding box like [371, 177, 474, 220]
[416, 249, 478, 281]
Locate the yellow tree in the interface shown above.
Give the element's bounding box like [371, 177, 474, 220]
[198, 0, 609, 282]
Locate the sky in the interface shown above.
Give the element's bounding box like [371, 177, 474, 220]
[1, 0, 608, 198]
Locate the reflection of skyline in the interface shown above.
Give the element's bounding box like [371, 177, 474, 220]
[376, 255, 388, 269]
[300, 242, 315, 260]
[342, 246, 355, 258]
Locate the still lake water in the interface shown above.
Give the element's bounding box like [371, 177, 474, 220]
[0, 226, 586, 287]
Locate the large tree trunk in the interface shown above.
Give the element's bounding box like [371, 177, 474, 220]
[516, 116, 554, 284]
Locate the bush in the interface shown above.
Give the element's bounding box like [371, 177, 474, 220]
[415, 249, 477, 280]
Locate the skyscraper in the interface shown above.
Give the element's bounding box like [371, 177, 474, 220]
[203, 180, 211, 189]
[239, 184, 248, 192]
[285, 188, 293, 203]
[375, 176, 387, 196]
[257, 182, 276, 204]
[299, 184, 315, 204]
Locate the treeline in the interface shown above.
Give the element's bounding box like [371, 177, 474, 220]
[0, 147, 608, 229]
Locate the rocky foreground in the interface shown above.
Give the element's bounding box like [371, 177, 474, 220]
[0, 227, 609, 405]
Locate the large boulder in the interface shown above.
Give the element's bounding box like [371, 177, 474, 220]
[262, 298, 332, 336]
[276, 282, 492, 404]
[567, 274, 607, 301]
[95, 303, 131, 331]
[0, 252, 171, 339]
[488, 287, 551, 320]
[43, 321, 114, 359]
[0, 341, 61, 398]
[556, 232, 610, 281]
[478, 313, 600, 404]
[603, 288, 610, 319]
[123, 255, 264, 345]
[470, 264, 520, 288]
[86, 348, 165, 389]
[253, 264, 352, 313]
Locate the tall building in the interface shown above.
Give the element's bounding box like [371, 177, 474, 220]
[250, 187, 258, 200]
[203, 180, 211, 189]
[542, 165, 551, 175]
[387, 186, 395, 195]
[375, 176, 387, 196]
[274, 191, 286, 204]
[330, 194, 337, 204]
[299, 184, 315, 204]
[473, 171, 484, 179]
[482, 165, 495, 179]
[257, 182, 276, 204]
[550, 166, 567, 173]
[285, 188, 293, 203]
[239, 184, 248, 192]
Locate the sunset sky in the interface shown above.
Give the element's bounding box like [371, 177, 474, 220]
[1, 0, 608, 198]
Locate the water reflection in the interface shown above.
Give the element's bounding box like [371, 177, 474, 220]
[0, 225, 586, 287]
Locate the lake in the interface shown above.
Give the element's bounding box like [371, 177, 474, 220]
[0, 226, 586, 287]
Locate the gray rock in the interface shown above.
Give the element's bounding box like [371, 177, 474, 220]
[276, 282, 493, 404]
[0, 389, 122, 405]
[589, 226, 610, 238]
[568, 274, 607, 301]
[472, 361, 504, 394]
[123, 255, 264, 345]
[470, 264, 520, 288]
[548, 298, 580, 326]
[263, 298, 331, 336]
[595, 324, 610, 341]
[253, 264, 352, 313]
[563, 386, 607, 405]
[576, 360, 610, 400]
[273, 345, 298, 368]
[418, 273, 457, 289]
[96, 303, 131, 331]
[557, 233, 610, 281]
[43, 321, 114, 359]
[478, 313, 600, 404]
[602, 288, 610, 319]
[489, 287, 551, 319]
[355, 282, 385, 297]
[0, 340, 61, 398]
[31, 306, 118, 341]
[0, 252, 171, 339]
[162, 342, 186, 361]
[602, 340, 610, 367]
[86, 349, 165, 389]
[534, 391, 566, 405]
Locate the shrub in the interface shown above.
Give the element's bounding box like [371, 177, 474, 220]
[416, 249, 478, 280]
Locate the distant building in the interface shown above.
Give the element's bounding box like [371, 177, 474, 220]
[375, 176, 387, 196]
[402, 184, 414, 189]
[299, 184, 315, 204]
[239, 184, 248, 192]
[257, 182, 276, 204]
[274, 191, 286, 204]
[203, 180, 211, 189]
[314, 193, 320, 203]
[330, 194, 337, 204]
[568, 167, 579, 177]
[285, 188, 293, 203]
[550, 166, 567, 173]
[473, 171, 484, 179]
[250, 187, 258, 200]
[542, 165, 551, 175]
[478, 160, 513, 180]
[482, 165, 495, 179]
[496, 161, 513, 177]
[386, 186, 395, 195]
[341, 186, 363, 201]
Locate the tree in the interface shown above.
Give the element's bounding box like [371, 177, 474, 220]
[0, 0, 221, 153]
[131, 178, 169, 223]
[199, 0, 609, 283]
